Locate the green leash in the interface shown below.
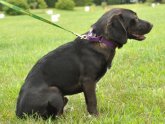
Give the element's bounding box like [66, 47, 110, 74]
[0, 0, 82, 38]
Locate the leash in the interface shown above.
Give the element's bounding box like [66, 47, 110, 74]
[0, 0, 117, 48]
[0, 0, 84, 38]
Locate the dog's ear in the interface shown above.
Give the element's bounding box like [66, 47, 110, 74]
[105, 14, 127, 47]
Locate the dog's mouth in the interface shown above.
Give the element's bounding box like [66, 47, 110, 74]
[128, 32, 146, 41]
[132, 33, 146, 40]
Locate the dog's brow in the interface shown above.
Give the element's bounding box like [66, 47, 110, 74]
[128, 9, 137, 15]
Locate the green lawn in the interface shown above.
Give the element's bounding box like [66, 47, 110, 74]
[0, 4, 165, 123]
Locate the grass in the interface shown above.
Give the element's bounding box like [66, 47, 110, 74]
[0, 4, 165, 123]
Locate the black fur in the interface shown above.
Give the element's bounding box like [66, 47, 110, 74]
[16, 8, 153, 119]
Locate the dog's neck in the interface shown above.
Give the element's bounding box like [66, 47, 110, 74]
[83, 30, 117, 68]
[92, 42, 116, 69]
[85, 31, 118, 50]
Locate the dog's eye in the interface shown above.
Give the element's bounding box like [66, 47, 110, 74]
[130, 18, 138, 25]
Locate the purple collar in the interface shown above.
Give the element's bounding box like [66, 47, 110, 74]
[84, 32, 117, 49]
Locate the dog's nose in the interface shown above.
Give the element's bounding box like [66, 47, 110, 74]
[148, 22, 153, 31]
[150, 23, 153, 28]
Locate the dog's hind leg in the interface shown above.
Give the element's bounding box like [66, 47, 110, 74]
[16, 86, 66, 119]
[44, 86, 66, 117]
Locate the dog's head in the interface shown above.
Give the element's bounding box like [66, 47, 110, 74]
[92, 8, 153, 48]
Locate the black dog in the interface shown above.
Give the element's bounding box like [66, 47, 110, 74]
[16, 8, 153, 118]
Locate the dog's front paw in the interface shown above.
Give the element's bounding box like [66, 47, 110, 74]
[88, 110, 99, 117]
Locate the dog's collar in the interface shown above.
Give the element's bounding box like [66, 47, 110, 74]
[82, 32, 118, 49]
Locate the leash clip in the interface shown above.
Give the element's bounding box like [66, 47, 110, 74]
[80, 35, 88, 39]
[73, 33, 87, 39]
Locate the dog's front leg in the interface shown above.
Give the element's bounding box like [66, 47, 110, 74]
[82, 82, 98, 116]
